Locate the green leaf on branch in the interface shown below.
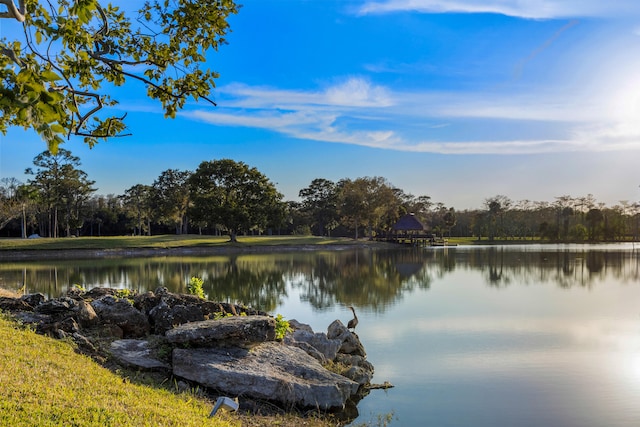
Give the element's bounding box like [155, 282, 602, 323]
[41, 70, 61, 82]
[2, 0, 239, 149]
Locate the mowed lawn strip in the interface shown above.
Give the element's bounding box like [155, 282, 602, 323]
[0, 235, 368, 252]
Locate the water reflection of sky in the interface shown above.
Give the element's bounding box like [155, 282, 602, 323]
[332, 260, 640, 426]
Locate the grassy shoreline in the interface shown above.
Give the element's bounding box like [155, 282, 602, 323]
[0, 235, 374, 251]
[0, 235, 401, 261]
[0, 313, 233, 427]
[0, 234, 548, 253]
[0, 311, 339, 427]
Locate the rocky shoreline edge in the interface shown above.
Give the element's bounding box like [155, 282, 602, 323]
[0, 286, 391, 423]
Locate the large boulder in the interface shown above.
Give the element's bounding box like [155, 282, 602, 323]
[74, 299, 98, 327]
[148, 300, 205, 335]
[90, 295, 150, 338]
[327, 320, 366, 357]
[134, 288, 265, 334]
[172, 342, 359, 410]
[284, 328, 342, 362]
[165, 316, 276, 346]
[35, 297, 77, 315]
[0, 296, 33, 312]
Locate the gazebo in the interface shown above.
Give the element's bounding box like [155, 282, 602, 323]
[387, 213, 432, 244]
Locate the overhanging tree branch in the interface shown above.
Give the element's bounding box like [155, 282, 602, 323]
[0, 0, 25, 22]
[0, 0, 238, 150]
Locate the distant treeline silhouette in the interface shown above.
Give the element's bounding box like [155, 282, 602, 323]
[1, 154, 638, 242]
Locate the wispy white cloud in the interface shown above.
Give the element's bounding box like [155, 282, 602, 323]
[325, 78, 394, 107]
[356, 0, 640, 19]
[364, 60, 439, 75]
[184, 75, 640, 155]
[217, 77, 394, 109]
[190, 110, 325, 129]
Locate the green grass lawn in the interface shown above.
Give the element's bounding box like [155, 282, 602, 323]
[0, 313, 237, 427]
[0, 234, 550, 253]
[0, 235, 368, 252]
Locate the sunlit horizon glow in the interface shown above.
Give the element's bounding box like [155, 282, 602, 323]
[1, 0, 640, 209]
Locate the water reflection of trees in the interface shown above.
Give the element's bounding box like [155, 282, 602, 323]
[1, 247, 638, 312]
[457, 247, 640, 288]
[0, 249, 435, 312]
[285, 249, 434, 312]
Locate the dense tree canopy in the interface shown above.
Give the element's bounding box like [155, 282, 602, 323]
[24, 148, 95, 237]
[1, 151, 639, 242]
[121, 184, 154, 236]
[189, 159, 283, 242]
[338, 177, 398, 239]
[152, 169, 191, 235]
[0, 0, 238, 151]
[299, 178, 339, 237]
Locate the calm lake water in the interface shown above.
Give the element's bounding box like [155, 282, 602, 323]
[2, 244, 640, 426]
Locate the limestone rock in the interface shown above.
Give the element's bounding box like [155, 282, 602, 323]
[37, 316, 79, 337]
[11, 311, 50, 325]
[66, 286, 86, 300]
[21, 293, 45, 308]
[35, 297, 77, 315]
[83, 287, 121, 300]
[72, 332, 97, 354]
[0, 296, 33, 312]
[336, 354, 374, 385]
[165, 316, 276, 346]
[285, 340, 327, 363]
[91, 295, 150, 338]
[75, 299, 98, 327]
[148, 300, 207, 335]
[134, 288, 263, 334]
[327, 320, 366, 357]
[110, 339, 171, 371]
[288, 319, 314, 333]
[285, 329, 341, 362]
[172, 342, 359, 410]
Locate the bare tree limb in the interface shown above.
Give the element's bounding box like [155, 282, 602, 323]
[0, 0, 26, 22]
[0, 46, 23, 65]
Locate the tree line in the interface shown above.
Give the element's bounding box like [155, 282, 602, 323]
[1, 149, 639, 242]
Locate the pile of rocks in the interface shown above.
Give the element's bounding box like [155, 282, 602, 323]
[0, 287, 374, 411]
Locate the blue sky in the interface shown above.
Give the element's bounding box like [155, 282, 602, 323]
[2, 0, 640, 209]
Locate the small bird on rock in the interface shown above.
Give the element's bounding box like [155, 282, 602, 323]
[347, 306, 358, 331]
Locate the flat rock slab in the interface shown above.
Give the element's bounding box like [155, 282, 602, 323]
[110, 339, 171, 371]
[172, 342, 359, 410]
[165, 315, 275, 346]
